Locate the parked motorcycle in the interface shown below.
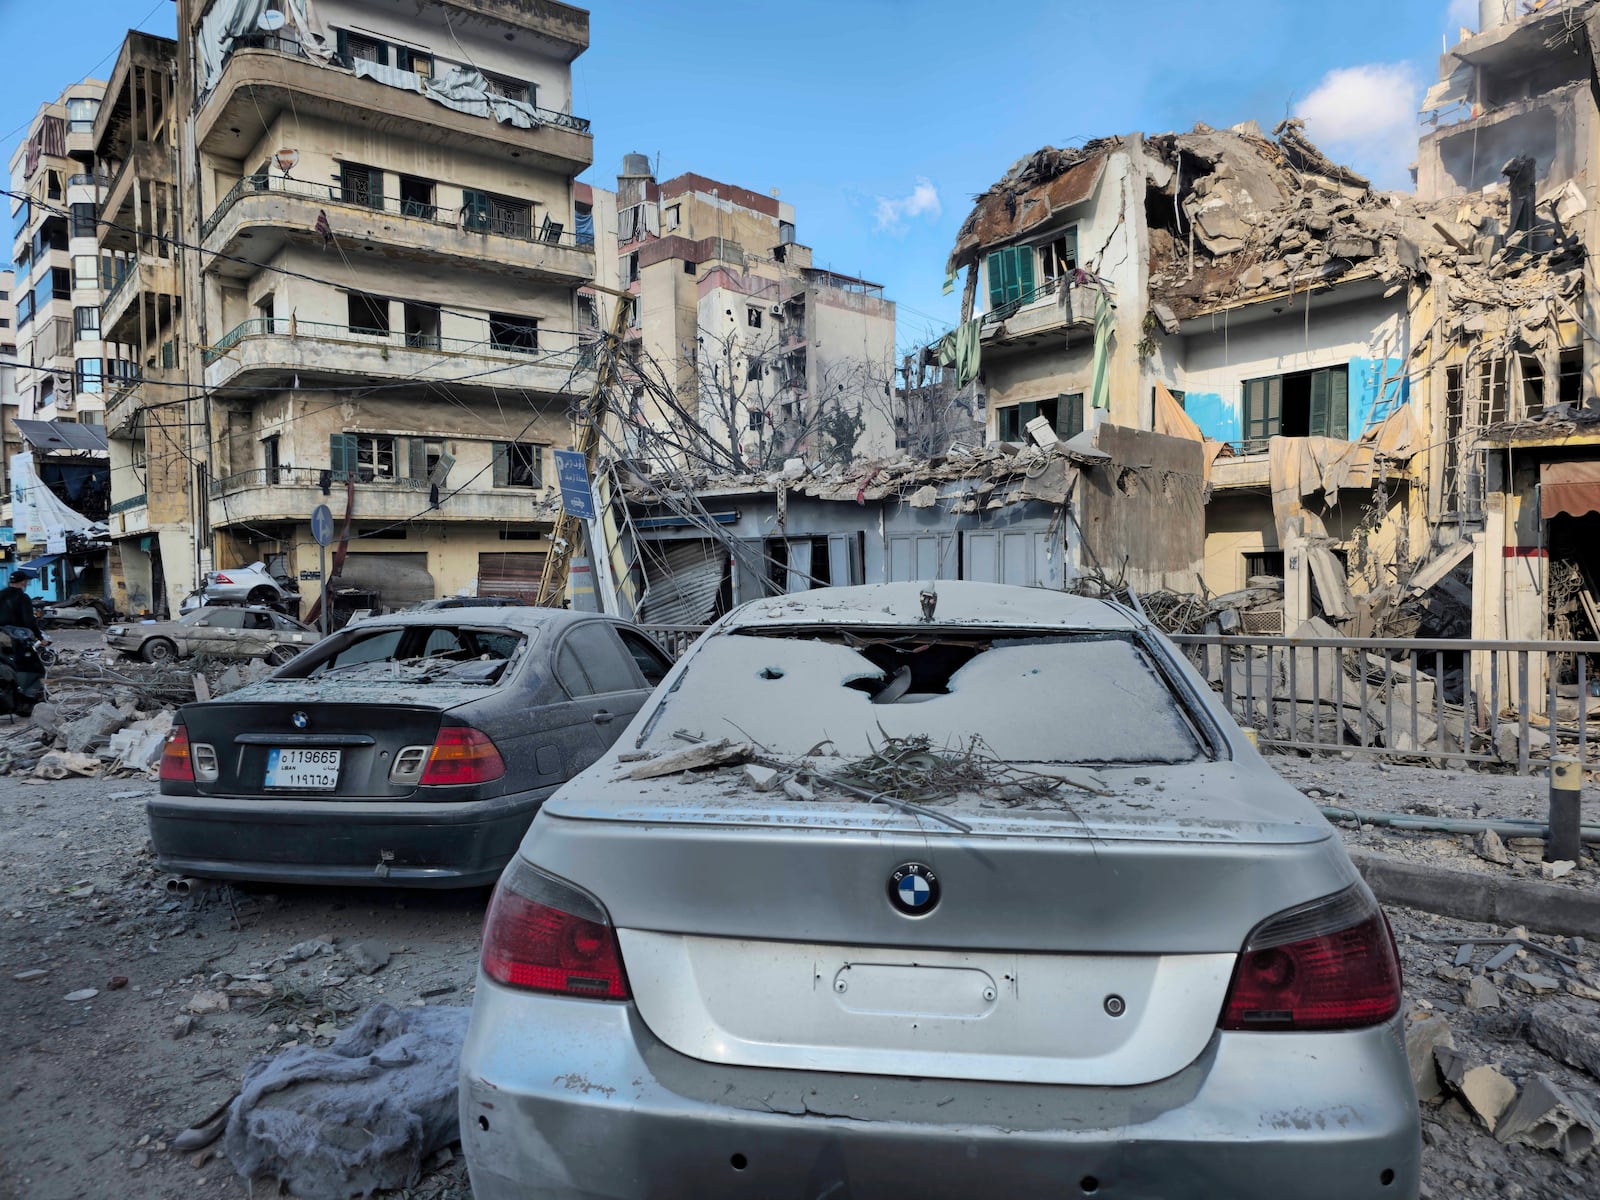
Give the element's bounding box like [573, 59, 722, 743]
[0, 626, 49, 717]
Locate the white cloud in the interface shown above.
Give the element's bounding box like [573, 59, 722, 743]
[874, 177, 941, 235]
[1296, 62, 1424, 190]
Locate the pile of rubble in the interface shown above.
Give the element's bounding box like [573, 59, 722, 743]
[0, 652, 276, 780]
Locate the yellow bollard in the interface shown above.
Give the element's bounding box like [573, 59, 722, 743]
[1549, 755, 1582, 864]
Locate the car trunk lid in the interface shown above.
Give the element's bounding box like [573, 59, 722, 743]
[529, 760, 1353, 1085]
[179, 681, 486, 799]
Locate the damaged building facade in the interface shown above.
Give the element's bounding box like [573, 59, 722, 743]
[584, 162, 899, 472]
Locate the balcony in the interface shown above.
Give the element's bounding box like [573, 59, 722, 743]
[200, 175, 594, 286]
[1209, 451, 1272, 490]
[208, 466, 559, 527]
[202, 317, 591, 397]
[103, 372, 144, 438]
[100, 257, 179, 344]
[980, 279, 1098, 355]
[196, 40, 592, 175]
[99, 142, 176, 247]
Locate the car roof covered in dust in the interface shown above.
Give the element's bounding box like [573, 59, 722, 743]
[722, 581, 1139, 633]
[345, 607, 611, 633]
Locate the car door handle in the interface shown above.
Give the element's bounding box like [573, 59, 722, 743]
[592, 710, 615, 725]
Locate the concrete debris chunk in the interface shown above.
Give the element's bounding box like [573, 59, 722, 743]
[283, 936, 336, 963]
[33, 751, 101, 780]
[1464, 977, 1502, 1010]
[1494, 1074, 1600, 1163]
[908, 484, 940, 508]
[1510, 971, 1563, 995]
[1526, 1008, 1600, 1081]
[186, 990, 230, 1015]
[1435, 1047, 1517, 1132]
[1473, 828, 1511, 865]
[627, 740, 752, 780]
[345, 940, 391, 976]
[742, 763, 780, 792]
[1541, 860, 1577, 881]
[63, 988, 99, 1003]
[1406, 1013, 1455, 1102]
[782, 779, 816, 803]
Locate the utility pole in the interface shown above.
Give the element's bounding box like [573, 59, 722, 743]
[535, 284, 636, 608]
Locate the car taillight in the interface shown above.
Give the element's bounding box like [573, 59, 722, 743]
[160, 726, 194, 782]
[418, 726, 505, 786]
[1220, 885, 1402, 1031]
[213, 573, 233, 584]
[481, 859, 629, 1000]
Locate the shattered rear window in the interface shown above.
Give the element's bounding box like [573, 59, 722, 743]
[279, 624, 531, 685]
[648, 631, 1204, 765]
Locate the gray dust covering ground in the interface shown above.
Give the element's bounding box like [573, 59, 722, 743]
[1, 713, 1598, 1198]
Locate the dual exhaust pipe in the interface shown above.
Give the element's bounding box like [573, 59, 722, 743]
[164, 875, 216, 897]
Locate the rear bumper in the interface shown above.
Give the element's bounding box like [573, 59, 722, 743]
[146, 788, 552, 888]
[459, 980, 1421, 1200]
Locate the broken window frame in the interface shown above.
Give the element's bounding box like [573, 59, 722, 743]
[492, 441, 544, 489]
[346, 291, 391, 336]
[1240, 365, 1348, 451]
[488, 311, 538, 354]
[995, 393, 1084, 443]
[355, 434, 398, 483]
[746, 306, 763, 329]
[339, 161, 384, 210]
[1037, 226, 1080, 288]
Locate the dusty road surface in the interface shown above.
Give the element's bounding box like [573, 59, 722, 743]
[0, 752, 1597, 1199]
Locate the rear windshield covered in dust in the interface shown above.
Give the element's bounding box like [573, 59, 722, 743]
[653, 631, 1205, 765]
[278, 624, 530, 685]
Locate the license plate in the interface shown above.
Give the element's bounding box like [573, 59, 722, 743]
[265, 747, 342, 790]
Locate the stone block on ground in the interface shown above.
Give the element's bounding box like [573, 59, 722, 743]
[1493, 1073, 1600, 1163]
[1436, 1047, 1517, 1132]
[1406, 1013, 1455, 1102]
[1526, 1008, 1600, 1081]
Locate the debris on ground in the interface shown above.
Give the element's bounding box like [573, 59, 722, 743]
[222, 1002, 469, 1200]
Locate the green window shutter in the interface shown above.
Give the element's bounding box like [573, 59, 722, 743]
[330, 433, 355, 481]
[395, 47, 412, 71]
[1063, 226, 1079, 268]
[1014, 246, 1036, 303]
[335, 29, 349, 62]
[1309, 369, 1329, 437]
[367, 167, 384, 207]
[1329, 365, 1349, 440]
[462, 189, 490, 231]
[1244, 378, 1282, 446]
[491, 443, 510, 487]
[986, 251, 1007, 309]
[408, 438, 427, 480]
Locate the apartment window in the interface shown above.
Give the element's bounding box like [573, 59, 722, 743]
[1243, 550, 1285, 580]
[482, 72, 531, 104]
[403, 302, 440, 349]
[39, 376, 54, 407]
[0, 318, 7, 330]
[66, 97, 99, 134]
[74, 305, 98, 337]
[34, 217, 68, 256]
[985, 244, 1036, 311]
[340, 162, 383, 209]
[46, 170, 62, 201]
[577, 293, 598, 328]
[394, 46, 433, 76]
[626, 251, 639, 283]
[1241, 365, 1349, 449]
[461, 189, 532, 239]
[256, 293, 275, 324]
[398, 175, 434, 219]
[339, 30, 387, 65]
[73, 255, 99, 288]
[664, 203, 681, 231]
[1559, 348, 1583, 405]
[1038, 226, 1079, 286]
[51, 267, 71, 299]
[418, 438, 447, 482]
[263, 435, 281, 483]
[347, 434, 398, 482]
[75, 357, 103, 394]
[747, 306, 763, 329]
[70, 203, 96, 237]
[489, 312, 537, 353]
[996, 393, 1083, 443]
[574, 201, 594, 247]
[493, 442, 542, 488]
[1520, 354, 1544, 418]
[347, 292, 390, 335]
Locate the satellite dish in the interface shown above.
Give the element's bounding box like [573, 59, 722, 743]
[257, 9, 286, 31]
[274, 148, 299, 174]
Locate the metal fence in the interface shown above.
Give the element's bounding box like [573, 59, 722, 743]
[640, 625, 706, 660]
[1171, 633, 1600, 774]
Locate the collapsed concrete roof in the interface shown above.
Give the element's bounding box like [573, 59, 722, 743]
[946, 140, 1115, 274]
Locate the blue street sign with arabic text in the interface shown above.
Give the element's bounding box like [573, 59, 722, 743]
[553, 450, 596, 519]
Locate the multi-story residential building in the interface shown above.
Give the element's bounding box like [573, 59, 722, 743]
[175, 0, 595, 613]
[0, 268, 15, 360]
[6, 79, 119, 573]
[93, 32, 191, 616]
[589, 160, 898, 470]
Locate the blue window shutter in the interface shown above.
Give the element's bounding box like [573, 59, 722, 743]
[330, 433, 355, 481]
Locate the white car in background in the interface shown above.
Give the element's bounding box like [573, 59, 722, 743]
[181, 563, 300, 612]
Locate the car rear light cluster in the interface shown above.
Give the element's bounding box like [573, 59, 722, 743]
[481, 858, 629, 1000]
[159, 727, 193, 781]
[1220, 885, 1402, 1031]
[417, 726, 505, 786]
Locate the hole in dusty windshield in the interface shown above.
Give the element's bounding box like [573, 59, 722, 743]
[280, 625, 526, 685]
[647, 629, 1208, 765]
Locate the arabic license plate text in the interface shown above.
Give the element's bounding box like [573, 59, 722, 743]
[265, 748, 341, 790]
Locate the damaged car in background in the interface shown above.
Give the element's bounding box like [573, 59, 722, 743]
[148, 608, 671, 887]
[460, 581, 1418, 1200]
[106, 606, 318, 665]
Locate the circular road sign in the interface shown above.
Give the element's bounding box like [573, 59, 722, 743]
[310, 504, 336, 547]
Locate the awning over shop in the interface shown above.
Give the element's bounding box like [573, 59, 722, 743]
[1540, 461, 1600, 519]
[13, 554, 64, 577]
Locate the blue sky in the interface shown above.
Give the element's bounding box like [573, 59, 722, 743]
[5, 0, 1479, 350]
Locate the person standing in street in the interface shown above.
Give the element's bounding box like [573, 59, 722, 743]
[0, 572, 43, 637]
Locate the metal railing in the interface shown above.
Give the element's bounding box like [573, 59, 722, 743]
[203, 316, 587, 369]
[202, 173, 596, 250]
[101, 259, 138, 316]
[109, 493, 147, 514]
[208, 466, 440, 499]
[640, 625, 707, 659]
[1171, 633, 1600, 774]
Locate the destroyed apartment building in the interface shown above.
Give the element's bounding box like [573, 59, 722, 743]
[606, 0, 1600, 728]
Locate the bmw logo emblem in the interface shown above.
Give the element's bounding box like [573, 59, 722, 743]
[291, 711, 309, 730]
[887, 862, 939, 916]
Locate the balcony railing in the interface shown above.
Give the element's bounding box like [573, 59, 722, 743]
[101, 258, 138, 316]
[982, 276, 1070, 325]
[109, 493, 147, 514]
[203, 316, 587, 371]
[201, 172, 596, 251]
[210, 33, 591, 133]
[209, 465, 437, 500]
